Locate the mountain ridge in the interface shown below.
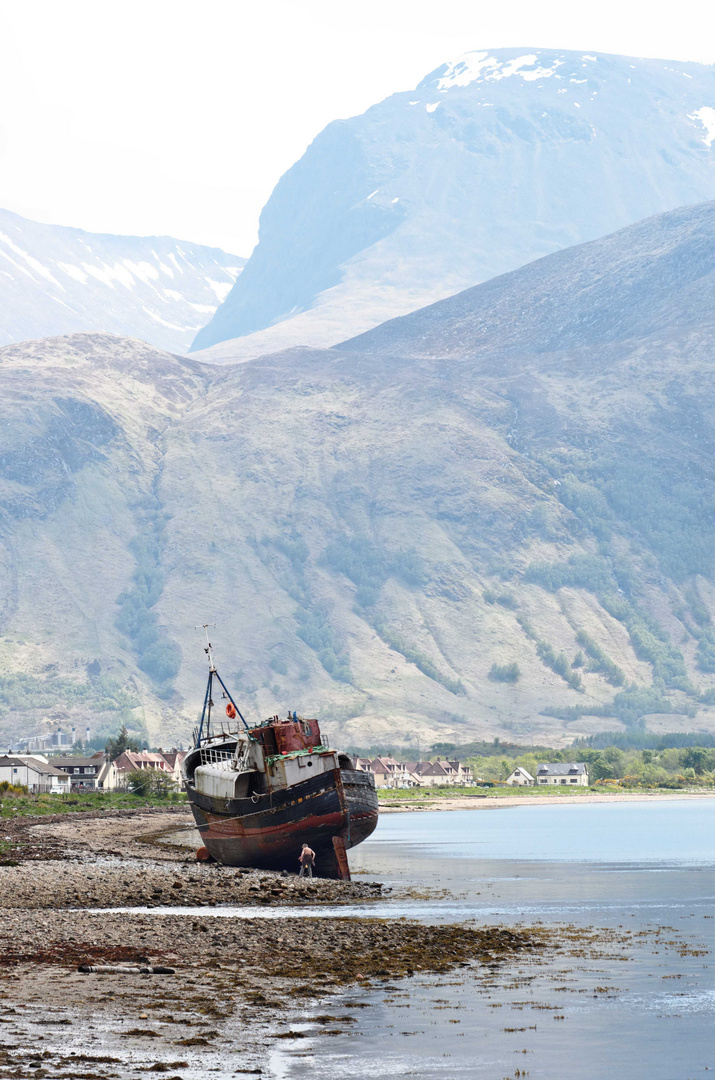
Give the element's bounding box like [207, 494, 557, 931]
[192, 47, 715, 361]
[0, 207, 244, 354]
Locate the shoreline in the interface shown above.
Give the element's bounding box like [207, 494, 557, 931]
[0, 806, 548, 1080]
[2, 802, 710, 1078]
[378, 789, 715, 811]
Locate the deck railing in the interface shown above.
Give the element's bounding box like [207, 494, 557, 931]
[198, 747, 235, 768]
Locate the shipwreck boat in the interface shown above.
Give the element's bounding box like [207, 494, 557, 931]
[182, 637, 378, 879]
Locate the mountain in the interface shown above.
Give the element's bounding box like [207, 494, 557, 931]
[4, 201, 715, 751]
[343, 199, 715, 358]
[0, 208, 244, 353]
[191, 47, 715, 362]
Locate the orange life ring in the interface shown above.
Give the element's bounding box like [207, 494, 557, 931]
[225, 702, 237, 719]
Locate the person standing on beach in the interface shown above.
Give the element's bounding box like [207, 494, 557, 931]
[299, 843, 315, 878]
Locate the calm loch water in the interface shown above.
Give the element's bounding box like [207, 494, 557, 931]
[270, 799, 715, 1079]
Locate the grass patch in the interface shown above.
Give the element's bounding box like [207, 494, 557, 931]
[0, 789, 187, 819]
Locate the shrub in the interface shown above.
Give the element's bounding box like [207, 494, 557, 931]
[0, 780, 28, 796]
[322, 534, 426, 607]
[484, 589, 518, 608]
[127, 770, 176, 796]
[295, 604, 351, 683]
[536, 641, 583, 691]
[138, 640, 182, 683]
[576, 630, 626, 686]
[488, 662, 521, 683]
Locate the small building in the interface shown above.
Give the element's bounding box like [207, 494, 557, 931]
[0, 755, 70, 794]
[114, 750, 178, 788]
[448, 760, 474, 785]
[52, 753, 118, 791]
[506, 767, 534, 787]
[157, 749, 187, 786]
[412, 759, 461, 786]
[367, 757, 421, 788]
[536, 762, 589, 787]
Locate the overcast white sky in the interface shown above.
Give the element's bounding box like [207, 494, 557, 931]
[1, 0, 715, 256]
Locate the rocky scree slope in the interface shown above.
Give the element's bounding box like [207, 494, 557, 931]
[0, 207, 244, 353]
[193, 48, 715, 361]
[4, 203, 715, 747]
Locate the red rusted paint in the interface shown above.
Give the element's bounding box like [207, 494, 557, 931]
[331, 835, 351, 881]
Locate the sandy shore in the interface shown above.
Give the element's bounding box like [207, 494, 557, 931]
[378, 790, 715, 812]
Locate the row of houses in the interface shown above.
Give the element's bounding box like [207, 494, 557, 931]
[0, 749, 187, 794]
[355, 757, 590, 789]
[356, 757, 475, 788]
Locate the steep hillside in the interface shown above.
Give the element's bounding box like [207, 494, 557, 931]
[0, 208, 244, 353]
[5, 203, 715, 750]
[344, 200, 715, 357]
[192, 48, 715, 361]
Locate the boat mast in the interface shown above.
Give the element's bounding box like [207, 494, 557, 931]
[194, 624, 250, 746]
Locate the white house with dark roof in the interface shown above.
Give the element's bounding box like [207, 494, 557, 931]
[52, 753, 118, 791]
[0, 755, 70, 793]
[536, 762, 589, 787]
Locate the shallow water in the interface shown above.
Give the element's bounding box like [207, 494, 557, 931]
[267, 800, 715, 1079]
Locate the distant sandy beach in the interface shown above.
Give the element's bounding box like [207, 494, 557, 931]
[378, 790, 715, 812]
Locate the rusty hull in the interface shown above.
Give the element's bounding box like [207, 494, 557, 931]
[186, 768, 378, 879]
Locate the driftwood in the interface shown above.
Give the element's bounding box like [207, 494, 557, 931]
[77, 964, 176, 974]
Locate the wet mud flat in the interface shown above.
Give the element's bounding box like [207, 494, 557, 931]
[270, 917, 714, 1080]
[0, 910, 548, 1080]
[5, 805, 711, 1078]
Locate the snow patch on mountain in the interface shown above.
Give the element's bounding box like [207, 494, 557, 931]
[690, 106, 715, 146]
[435, 51, 565, 89]
[0, 208, 244, 352]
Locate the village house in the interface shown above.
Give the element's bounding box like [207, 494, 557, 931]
[113, 750, 181, 788]
[0, 755, 70, 794]
[449, 760, 474, 785]
[536, 762, 589, 786]
[506, 767, 535, 787]
[157, 749, 187, 786]
[404, 759, 474, 786]
[52, 753, 119, 791]
[366, 756, 421, 788]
